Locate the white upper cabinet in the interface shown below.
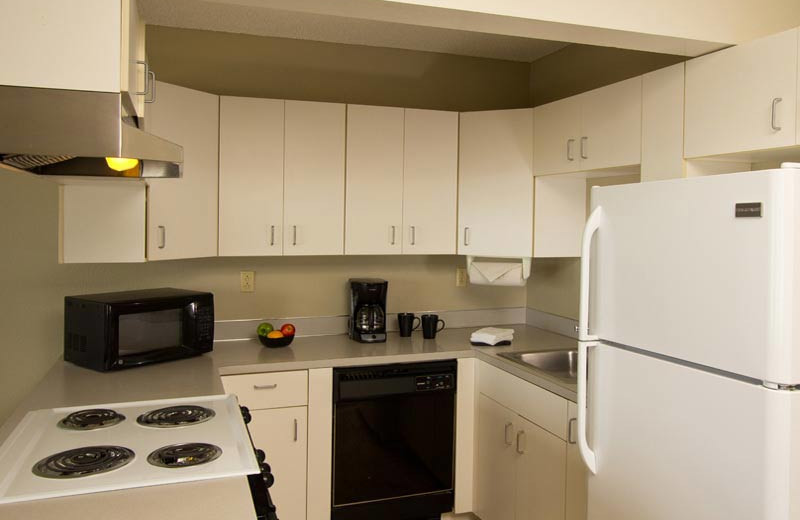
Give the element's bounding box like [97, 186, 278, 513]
[533, 175, 586, 258]
[146, 82, 219, 260]
[641, 63, 685, 181]
[284, 100, 346, 256]
[534, 77, 642, 175]
[402, 109, 458, 255]
[345, 105, 404, 255]
[579, 76, 642, 171]
[534, 96, 581, 176]
[0, 0, 148, 115]
[459, 108, 533, 258]
[59, 182, 146, 264]
[219, 97, 285, 257]
[685, 28, 799, 158]
[121, 0, 147, 118]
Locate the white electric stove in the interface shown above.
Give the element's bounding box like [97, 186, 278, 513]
[0, 394, 260, 505]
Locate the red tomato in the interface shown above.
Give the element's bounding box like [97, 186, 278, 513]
[280, 323, 296, 336]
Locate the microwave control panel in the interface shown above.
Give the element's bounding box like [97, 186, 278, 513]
[415, 373, 454, 391]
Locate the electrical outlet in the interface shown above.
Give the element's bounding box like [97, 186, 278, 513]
[240, 271, 255, 292]
[456, 267, 468, 287]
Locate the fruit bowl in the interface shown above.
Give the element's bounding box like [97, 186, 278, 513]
[258, 334, 294, 348]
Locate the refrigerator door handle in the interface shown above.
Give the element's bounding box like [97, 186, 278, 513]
[578, 341, 598, 474]
[579, 206, 602, 341]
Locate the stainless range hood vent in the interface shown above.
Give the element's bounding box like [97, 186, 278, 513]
[0, 85, 182, 178]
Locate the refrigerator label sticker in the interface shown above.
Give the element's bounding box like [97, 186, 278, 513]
[735, 202, 762, 218]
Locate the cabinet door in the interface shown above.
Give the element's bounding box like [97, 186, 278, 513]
[218, 96, 284, 256]
[284, 100, 346, 255]
[685, 28, 798, 158]
[0, 0, 121, 92]
[515, 415, 567, 520]
[402, 108, 458, 254]
[345, 105, 404, 255]
[146, 81, 219, 260]
[533, 175, 586, 258]
[121, 0, 146, 118]
[579, 76, 642, 171]
[458, 109, 533, 257]
[475, 395, 517, 520]
[250, 407, 308, 520]
[565, 402, 588, 520]
[641, 63, 685, 182]
[59, 182, 146, 263]
[534, 96, 581, 175]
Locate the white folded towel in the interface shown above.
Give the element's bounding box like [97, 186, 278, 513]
[471, 327, 514, 345]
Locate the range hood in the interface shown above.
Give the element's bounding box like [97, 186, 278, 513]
[0, 85, 182, 178]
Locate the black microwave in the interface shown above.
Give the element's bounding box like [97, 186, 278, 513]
[64, 288, 214, 372]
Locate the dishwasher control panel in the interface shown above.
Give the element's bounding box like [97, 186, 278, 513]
[415, 373, 454, 391]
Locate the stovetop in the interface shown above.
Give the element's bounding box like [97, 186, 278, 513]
[0, 394, 259, 504]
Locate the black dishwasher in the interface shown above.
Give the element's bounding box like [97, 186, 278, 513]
[332, 360, 456, 520]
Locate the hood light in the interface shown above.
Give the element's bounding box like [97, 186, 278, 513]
[105, 157, 139, 172]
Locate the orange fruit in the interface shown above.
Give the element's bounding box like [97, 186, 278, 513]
[266, 330, 284, 339]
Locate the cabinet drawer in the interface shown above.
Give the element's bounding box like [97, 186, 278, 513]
[478, 361, 568, 440]
[222, 371, 308, 410]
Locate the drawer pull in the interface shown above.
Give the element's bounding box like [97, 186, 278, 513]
[568, 417, 577, 444]
[516, 430, 527, 454]
[253, 383, 278, 390]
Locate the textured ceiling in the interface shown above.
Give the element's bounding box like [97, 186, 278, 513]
[138, 0, 569, 63]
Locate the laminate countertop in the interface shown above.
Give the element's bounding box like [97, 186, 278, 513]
[0, 324, 577, 446]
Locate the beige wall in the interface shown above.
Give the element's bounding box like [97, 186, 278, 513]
[147, 26, 532, 112]
[0, 171, 525, 426]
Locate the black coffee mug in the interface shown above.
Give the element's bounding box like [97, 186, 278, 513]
[397, 313, 421, 337]
[421, 314, 446, 339]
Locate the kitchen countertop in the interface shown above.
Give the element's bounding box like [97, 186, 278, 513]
[0, 324, 577, 445]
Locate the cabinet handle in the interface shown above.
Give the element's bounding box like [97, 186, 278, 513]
[157, 225, 166, 249]
[293, 418, 298, 442]
[269, 225, 275, 246]
[504, 422, 513, 446]
[568, 418, 577, 444]
[464, 227, 470, 246]
[771, 97, 783, 131]
[516, 430, 527, 454]
[292, 225, 297, 246]
[410, 225, 416, 246]
[135, 60, 149, 95]
[253, 383, 278, 390]
[580, 136, 588, 159]
[145, 70, 156, 103]
[567, 138, 575, 161]
[390, 225, 396, 245]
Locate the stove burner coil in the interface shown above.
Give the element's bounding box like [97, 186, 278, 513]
[136, 405, 215, 428]
[147, 443, 222, 468]
[57, 409, 125, 431]
[32, 446, 134, 479]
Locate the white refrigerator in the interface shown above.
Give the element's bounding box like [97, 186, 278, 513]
[576, 165, 800, 520]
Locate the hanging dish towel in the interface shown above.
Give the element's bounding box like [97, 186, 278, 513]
[467, 256, 531, 287]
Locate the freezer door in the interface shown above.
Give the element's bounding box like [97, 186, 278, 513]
[587, 343, 800, 520]
[588, 168, 800, 383]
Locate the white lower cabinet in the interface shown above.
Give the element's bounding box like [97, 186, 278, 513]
[474, 361, 584, 520]
[249, 406, 308, 520]
[222, 371, 311, 520]
[565, 403, 588, 520]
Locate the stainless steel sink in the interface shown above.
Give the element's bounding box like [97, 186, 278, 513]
[498, 349, 578, 381]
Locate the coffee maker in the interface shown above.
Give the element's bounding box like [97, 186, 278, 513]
[348, 278, 388, 343]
